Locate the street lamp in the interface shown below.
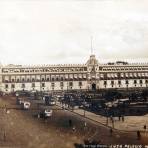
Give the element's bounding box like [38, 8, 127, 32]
[84, 108, 86, 117]
[105, 107, 109, 125]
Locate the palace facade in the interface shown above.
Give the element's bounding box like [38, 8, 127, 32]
[1, 54, 148, 93]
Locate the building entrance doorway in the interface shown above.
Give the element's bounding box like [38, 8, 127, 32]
[92, 83, 96, 91]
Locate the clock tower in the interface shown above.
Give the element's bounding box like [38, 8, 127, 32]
[86, 54, 99, 90]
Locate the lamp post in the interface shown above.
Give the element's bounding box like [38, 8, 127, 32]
[84, 107, 86, 117]
[83, 96, 86, 117]
[67, 81, 68, 92]
[106, 107, 109, 125]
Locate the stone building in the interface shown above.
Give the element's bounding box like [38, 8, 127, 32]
[1, 54, 148, 93]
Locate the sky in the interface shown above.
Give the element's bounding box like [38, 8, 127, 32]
[0, 0, 148, 65]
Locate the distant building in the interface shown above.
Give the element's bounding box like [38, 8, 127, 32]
[1, 54, 148, 92]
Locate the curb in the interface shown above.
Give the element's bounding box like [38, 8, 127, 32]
[56, 103, 144, 134]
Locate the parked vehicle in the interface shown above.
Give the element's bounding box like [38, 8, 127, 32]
[21, 101, 31, 110]
[38, 109, 53, 118]
[16, 98, 25, 105]
[16, 98, 22, 105]
[49, 99, 56, 105]
[81, 101, 90, 108]
[43, 95, 55, 105]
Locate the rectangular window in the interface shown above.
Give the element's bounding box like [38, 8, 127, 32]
[11, 84, 15, 88]
[104, 81, 107, 85]
[42, 83, 45, 87]
[60, 82, 64, 87]
[5, 84, 8, 89]
[111, 81, 114, 85]
[22, 83, 25, 88]
[69, 82, 73, 87]
[11, 79, 15, 82]
[79, 81, 82, 86]
[51, 82, 55, 87]
[118, 80, 121, 85]
[32, 83, 35, 87]
[84, 67, 87, 71]
[134, 80, 137, 84]
[140, 80, 143, 84]
[125, 80, 129, 84]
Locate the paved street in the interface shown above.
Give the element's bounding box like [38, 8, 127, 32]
[56, 102, 148, 133]
[1, 96, 147, 147]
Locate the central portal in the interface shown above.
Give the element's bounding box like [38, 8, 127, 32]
[92, 83, 96, 91]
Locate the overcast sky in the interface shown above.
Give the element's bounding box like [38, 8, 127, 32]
[0, 0, 148, 65]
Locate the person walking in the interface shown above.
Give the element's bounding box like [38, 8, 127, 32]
[84, 121, 87, 130]
[137, 130, 141, 140]
[112, 118, 114, 128]
[118, 114, 121, 121]
[110, 128, 113, 136]
[144, 125, 146, 131]
[69, 119, 72, 127]
[3, 130, 6, 141]
[121, 115, 124, 122]
[144, 125, 147, 135]
[72, 126, 76, 132]
[110, 115, 113, 122]
[4, 105, 7, 113]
